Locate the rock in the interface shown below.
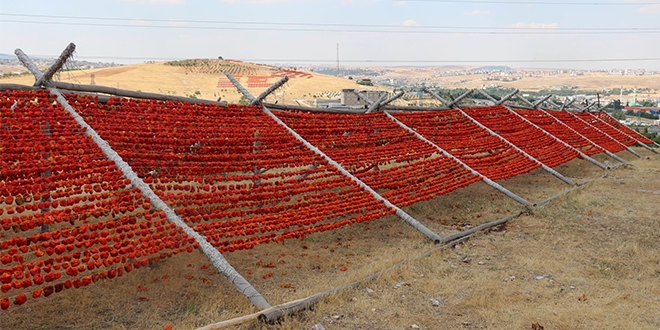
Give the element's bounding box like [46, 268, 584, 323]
[311, 324, 327, 330]
[462, 321, 472, 326]
[477, 261, 484, 265]
[394, 282, 410, 289]
[332, 314, 343, 320]
[430, 298, 441, 306]
[570, 286, 576, 289]
[462, 256, 471, 263]
[366, 287, 375, 294]
[535, 276, 545, 280]
[371, 308, 376, 312]
[351, 297, 358, 301]
[411, 324, 420, 329]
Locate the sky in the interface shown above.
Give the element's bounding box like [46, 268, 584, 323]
[2, 0, 660, 69]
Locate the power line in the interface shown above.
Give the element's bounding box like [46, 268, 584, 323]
[22, 54, 660, 64]
[397, 0, 658, 4]
[3, 19, 660, 35]
[1, 13, 658, 32]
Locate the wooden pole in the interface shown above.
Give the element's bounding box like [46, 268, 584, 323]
[380, 90, 405, 107]
[54, 81, 223, 105]
[495, 89, 519, 105]
[15, 47, 272, 311]
[504, 107, 608, 170]
[533, 95, 553, 109]
[516, 95, 536, 108]
[353, 90, 374, 105]
[365, 93, 388, 114]
[36, 43, 76, 87]
[227, 74, 443, 243]
[540, 109, 629, 164]
[447, 89, 474, 108]
[422, 88, 451, 107]
[225, 72, 255, 103]
[251, 76, 289, 105]
[457, 108, 577, 186]
[474, 89, 498, 105]
[385, 112, 534, 208]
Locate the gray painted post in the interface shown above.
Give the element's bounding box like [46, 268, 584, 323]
[365, 94, 388, 114]
[36, 43, 76, 87]
[380, 91, 405, 107]
[540, 109, 629, 164]
[384, 112, 534, 208]
[16, 48, 272, 310]
[423, 88, 451, 107]
[495, 89, 519, 105]
[251, 76, 289, 105]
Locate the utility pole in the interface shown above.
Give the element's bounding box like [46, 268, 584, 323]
[336, 43, 340, 78]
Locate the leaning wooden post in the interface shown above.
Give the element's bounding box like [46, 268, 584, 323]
[533, 95, 553, 109]
[585, 112, 658, 154]
[560, 98, 575, 111]
[384, 112, 534, 208]
[227, 77, 443, 243]
[504, 107, 608, 169]
[565, 110, 642, 158]
[422, 88, 451, 107]
[540, 109, 629, 164]
[380, 91, 405, 107]
[494, 89, 519, 105]
[446, 89, 474, 108]
[225, 73, 255, 103]
[353, 90, 374, 105]
[251, 76, 289, 105]
[516, 95, 536, 108]
[16, 47, 272, 310]
[475, 89, 499, 104]
[365, 94, 388, 114]
[36, 43, 76, 87]
[459, 109, 575, 185]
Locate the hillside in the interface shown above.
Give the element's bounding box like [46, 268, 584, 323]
[0, 59, 385, 105]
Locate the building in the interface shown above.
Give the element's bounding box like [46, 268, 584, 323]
[340, 89, 389, 107]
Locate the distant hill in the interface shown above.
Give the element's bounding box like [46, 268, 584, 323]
[0, 54, 15, 60]
[471, 66, 513, 72]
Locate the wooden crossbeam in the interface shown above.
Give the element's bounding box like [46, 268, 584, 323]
[251, 76, 289, 105]
[365, 94, 388, 114]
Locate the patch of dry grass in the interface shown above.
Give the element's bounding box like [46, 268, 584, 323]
[1, 147, 657, 330]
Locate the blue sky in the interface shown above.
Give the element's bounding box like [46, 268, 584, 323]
[1, 0, 660, 69]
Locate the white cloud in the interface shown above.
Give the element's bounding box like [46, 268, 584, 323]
[508, 22, 558, 29]
[393, 1, 407, 6]
[401, 19, 418, 27]
[119, 0, 184, 4]
[464, 10, 491, 16]
[638, 5, 660, 13]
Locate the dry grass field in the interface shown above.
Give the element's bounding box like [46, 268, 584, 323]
[1, 145, 656, 330]
[0, 61, 383, 105]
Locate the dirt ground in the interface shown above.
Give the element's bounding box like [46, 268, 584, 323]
[1, 145, 656, 330]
